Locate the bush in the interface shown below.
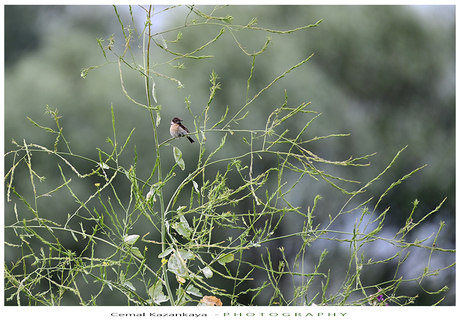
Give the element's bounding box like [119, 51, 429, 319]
[4, 5, 453, 307]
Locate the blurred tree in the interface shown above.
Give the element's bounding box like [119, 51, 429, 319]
[5, 6, 42, 66]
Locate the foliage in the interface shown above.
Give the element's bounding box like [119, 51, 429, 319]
[4, 5, 454, 306]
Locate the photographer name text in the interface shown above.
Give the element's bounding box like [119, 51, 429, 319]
[111, 312, 347, 318]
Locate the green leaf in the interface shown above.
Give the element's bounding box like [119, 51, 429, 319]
[130, 246, 144, 259]
[123, 234, 139, 245]
[176, 288, 188, 306]
[168, 252, 187, 277]
[99, 162, 109, 170]
[152, 80, 157, 103]
[70, 230, 78, 242]
[155, 109, 161, 126]
[177, 249, 195, 260]
[201, 266, 213, 278]
[173, 146, 185, 170]
[158, 248, 173, 258]
[123, 281, 136, 291]
[172, 215, 192, 239]
[217, 253, 234, 265]
[192, 180, 200, 194]
[186, 285, 202, 297]
[149, 281, 169, 304]
[172, 222, 192, 239]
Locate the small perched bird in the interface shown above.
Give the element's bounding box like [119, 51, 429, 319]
[170, 117, 195, 143]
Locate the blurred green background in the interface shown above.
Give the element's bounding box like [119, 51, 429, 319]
[4, 5, 455, 305]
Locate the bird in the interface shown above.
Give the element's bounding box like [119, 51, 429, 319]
[170, 117, 195, 143]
